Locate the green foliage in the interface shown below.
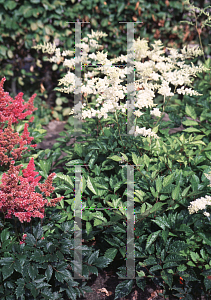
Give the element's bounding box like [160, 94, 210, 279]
[0, 221, 113, 299]
[46, 107, 211, 298]
[1, 0, 211, 122]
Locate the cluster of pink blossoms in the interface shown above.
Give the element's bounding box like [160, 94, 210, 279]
[0, 77, 38, 167]
[0, 77, 37, 126]
[0, 158, 63, 223]
[0, 77, 64, 223]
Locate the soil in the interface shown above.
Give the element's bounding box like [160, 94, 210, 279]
[34, 113, 208, 300]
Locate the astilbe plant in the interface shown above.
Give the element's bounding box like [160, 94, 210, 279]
[0, 115, 37, 167]
[0, 158, 63, 223]
[0, 77, 37, 169]
[0, 77, 64, 224]
[33, 30, 208, 140]
[33, 29, 211, 299]
[0, 77, 36, 127]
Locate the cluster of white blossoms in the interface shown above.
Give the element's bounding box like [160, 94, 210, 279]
[188, 171, 211, 220]
[33, 29, 208, 140]
[133, 126, 161, 139]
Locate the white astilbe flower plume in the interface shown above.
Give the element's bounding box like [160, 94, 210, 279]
[188, 170, 211, 220]
[32, 30, 209, 141]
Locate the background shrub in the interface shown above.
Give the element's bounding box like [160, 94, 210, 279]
[1, 0, 211, 121]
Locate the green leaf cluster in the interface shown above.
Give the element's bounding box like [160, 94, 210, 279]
[45, 110, 211, 299]
[0, 222, 113, 299]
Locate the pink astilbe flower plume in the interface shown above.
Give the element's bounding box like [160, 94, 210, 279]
[0, 77, 37, 127]
[0, 77, 38, 167]
[0, 115, 37, 167]
[0, 159, 64, 223]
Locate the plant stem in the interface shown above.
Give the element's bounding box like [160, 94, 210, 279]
[193, 9, 206, 63]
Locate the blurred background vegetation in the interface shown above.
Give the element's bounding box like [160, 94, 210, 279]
[0, 0, 211, 124]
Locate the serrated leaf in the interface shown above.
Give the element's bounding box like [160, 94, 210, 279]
[162, 173, 174, 188]
[87, 176, 97, 195]
[190, 140, 206, 145]
[120, 152, 128, 162]
[104, 248, 118, 261]
[15, 278, 25, 297]
[55, 269, 72, 283]
[88, 250, 99, 265]
[151, 216, 171, 230]
[94, 256, 112, 268]
[182, 119, 198, 126]
[28, 264, 38, 280]
[34, 282, 50, 289]
[132, 152, 139, 165]
[181, 185, 191, 197]
[0, 257, 14, 265]
[107, 155, 122, 162]
[143, 154, 150, 167]
[134, 189, 145, 201]
[86, 222, 92, 235]
[114, 280, 133, 299]
[177, 264, 187, 272]
[185, 104, 197, 120]
[150, 264, 163, 272]
[190, 251, 200, 262]
[14, 260, 22, 273]
[182, 127, 201, 132]
[25, 233, 36, 247]
[146, 230, 161, 251]
[33, 223, 43, 240]
[66, 286, 77, 300]
[136, 277, 146, 291]
[187, 260, 196, 266]
[54, 173, 74, 189]
[35, 160, 52, 175]
[137, 270, 145, 278]
[149, 202, 165, 215]
[172, 183, 180, 200]
[155, 176, 162, 193]
[2, 264, 14, 280]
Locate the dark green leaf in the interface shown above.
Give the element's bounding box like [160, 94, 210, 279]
[33, 223, 43, 240]
[94, 256, 112, 268]
[25, 233, 36, 247]
[87, 250, 99, 265]
[2, 264, 14, 280]
[28, 264, 38, 280]
[114, 280, 133, 299]
[45, 265, 53, 282]
[1, 229, 10, 243]
[15, 278, 25, 297]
